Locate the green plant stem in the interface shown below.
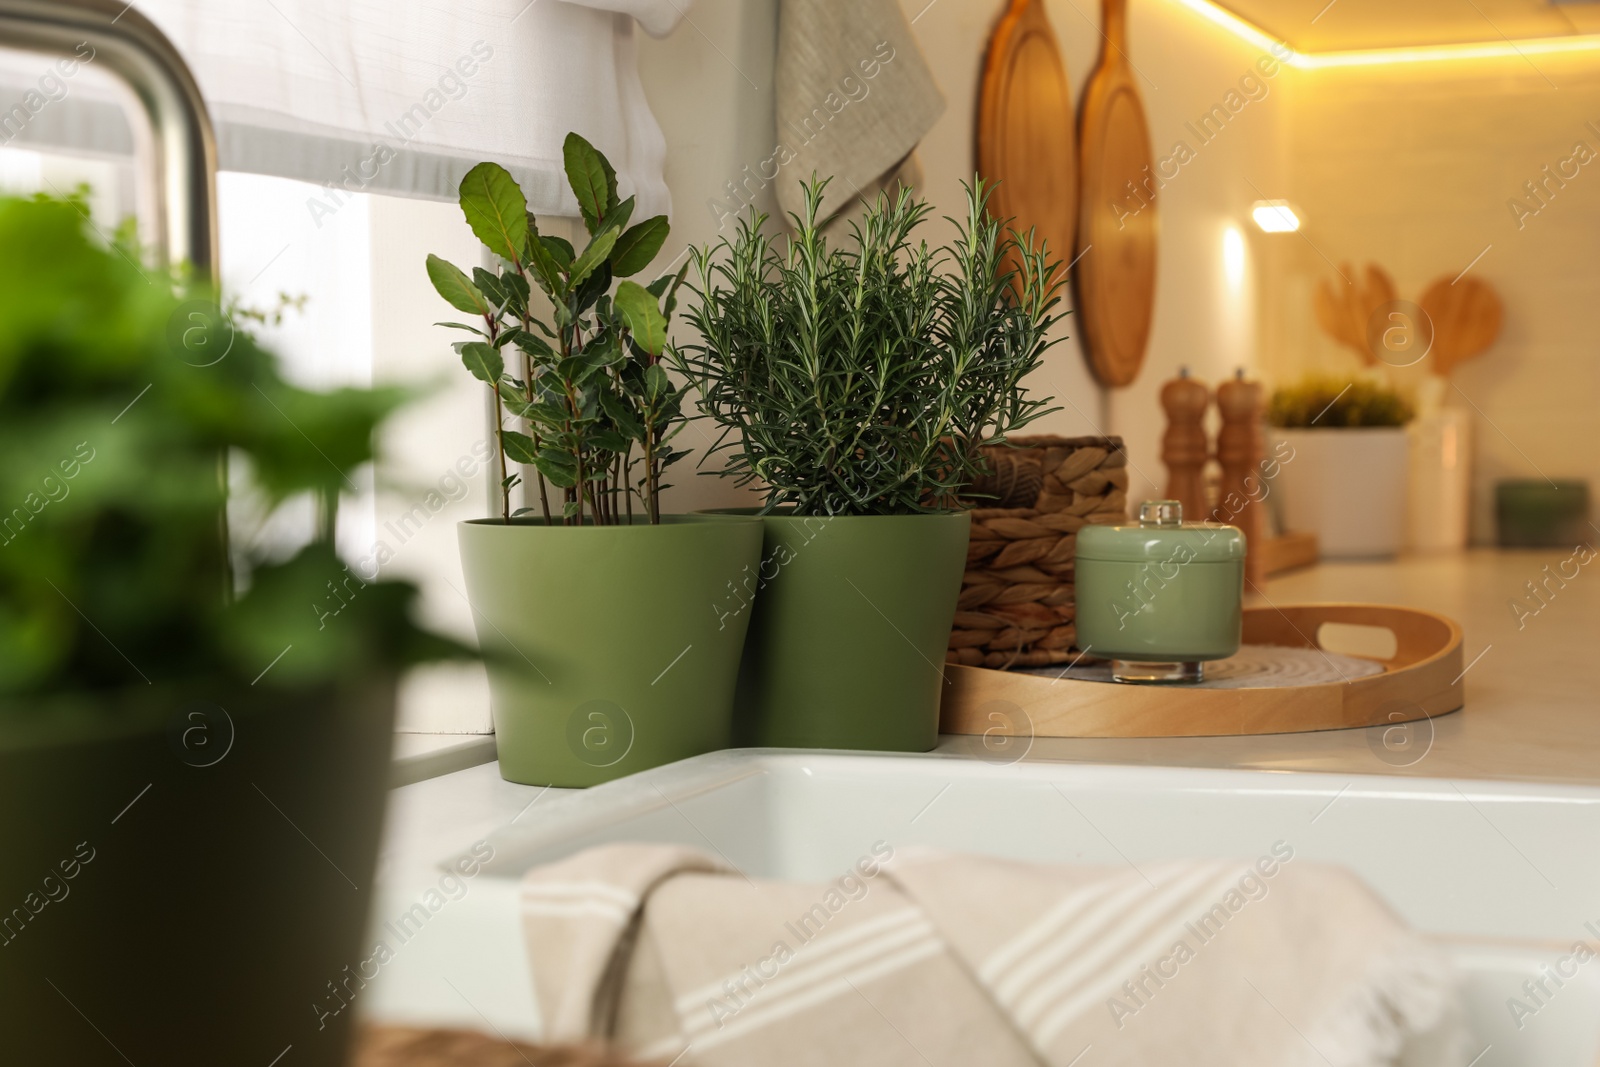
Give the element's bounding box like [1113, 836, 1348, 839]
[644, 415, 658, 525]
[492, 387, 510, 522]
[623, 448, 634, 524]
[521, 329, 553, 525]
[534, 447, 553, 524]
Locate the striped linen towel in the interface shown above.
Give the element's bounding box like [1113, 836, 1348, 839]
[773, 0, 945, 226]
[520, 843, 1463, 1066]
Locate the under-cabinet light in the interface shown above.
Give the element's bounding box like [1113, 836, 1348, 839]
[1250, 201, 1301, 233]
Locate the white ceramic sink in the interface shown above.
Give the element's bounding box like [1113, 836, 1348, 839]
[370, 751, 1600, 1065]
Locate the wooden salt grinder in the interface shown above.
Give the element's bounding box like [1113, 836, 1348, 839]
[1216, 369, 1267, 590]
[1159, 368, 1210, 521]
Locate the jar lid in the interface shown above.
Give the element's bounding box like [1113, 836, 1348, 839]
[1076, 499, 1246, 562]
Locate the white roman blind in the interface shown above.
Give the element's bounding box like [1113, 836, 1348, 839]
[0, 0, 688, 218]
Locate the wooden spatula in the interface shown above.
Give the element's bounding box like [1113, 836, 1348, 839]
[1314, 262, 1397, 365]
[1419, 274, 1502, 376]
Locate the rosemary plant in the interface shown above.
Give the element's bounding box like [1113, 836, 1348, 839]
[676, 178, 1065, 516]
[427, 134, 687, 525]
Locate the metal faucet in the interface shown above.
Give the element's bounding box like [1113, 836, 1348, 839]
[0, 0, 216, 277]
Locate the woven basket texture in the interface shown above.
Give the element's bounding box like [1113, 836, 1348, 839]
[950, 435, 1128, 668]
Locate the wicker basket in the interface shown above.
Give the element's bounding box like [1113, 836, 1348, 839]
[949, 435, 1129, 669]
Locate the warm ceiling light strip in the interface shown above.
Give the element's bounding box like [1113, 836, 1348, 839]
[1294, 34, 1600, 69]
[1166, 0, 1600, 68]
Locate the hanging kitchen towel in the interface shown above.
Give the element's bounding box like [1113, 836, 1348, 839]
[773, 0, 945, 225]
[881, 847, 1466, 1067]
[521, 842, 1041, 1066]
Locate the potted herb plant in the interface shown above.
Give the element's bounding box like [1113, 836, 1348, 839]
[0, 192, 466, 1066]
[1268, 376, 1415, 558]
[677, 179, 1065, 751]
[427, 134, 762, 788]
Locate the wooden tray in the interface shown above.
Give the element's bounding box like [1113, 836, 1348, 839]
[941, 604, 1463, 738]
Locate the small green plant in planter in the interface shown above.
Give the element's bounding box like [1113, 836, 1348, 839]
[1269, 376, 1414, 428]
[0, 191, 467, 1066]
[425, 134, 763, 787]
[676, 178, 1067, 751]
[1268, 376, 1415, 558]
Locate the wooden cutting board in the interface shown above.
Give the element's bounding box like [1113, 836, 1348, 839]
[976, 0, 1076, 265]
[1074, 0, 1157, 387]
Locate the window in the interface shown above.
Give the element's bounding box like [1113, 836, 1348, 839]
[219, 173, 496, 734]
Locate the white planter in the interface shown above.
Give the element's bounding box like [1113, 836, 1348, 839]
[1407, 410, 1471, 552]
[1269, 427, 1410, 559]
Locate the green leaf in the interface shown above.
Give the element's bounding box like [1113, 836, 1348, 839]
[500, 271, 531, 308]
[610, 215, 669, 277]
[557, 355, 608, 387]
[590, 429, 632, 453]
[645, 363, 671, 400]
[573, 262, 612, 316]
[569, 227, 619, 289]
[472, 267, 511, 311]
[540, 235, 575, 269]
[458, 162, 528, 262]
[660, 262, 690, 317]
[563, 132, 617, 234]
[599, 195, 636, 235]
[599, 389, 644, 438]
[434, 321, 487, 336]
[616, 281, 667, 357]
[530, 401, 573, 425]
[459, 341, 504, 384]
[426, 255, 489, 315]
[524, 233, 567, 299]
[535, 448, 579, 489]
[508, 328, 555, 359]
[501, 430, 539, 465]
[498, 383, 536, 419]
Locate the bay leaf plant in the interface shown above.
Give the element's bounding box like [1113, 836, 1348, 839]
[675, 178, 1066, 515]
[426, 134, 686, 526]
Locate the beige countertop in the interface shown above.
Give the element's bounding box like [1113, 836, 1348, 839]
[955, 548, 1600, 785]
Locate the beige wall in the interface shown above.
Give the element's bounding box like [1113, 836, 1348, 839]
[1277, 54, 1600, 542]
[639, 0, 1294, 512]
[638, 0, 779, 514]
[639, 2, 1591, 541]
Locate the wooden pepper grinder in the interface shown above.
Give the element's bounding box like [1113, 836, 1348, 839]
[1216, 368, 1267, 590]
[1160, 367, 1210, 520]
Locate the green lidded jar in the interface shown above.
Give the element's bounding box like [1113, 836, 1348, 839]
[1074, 499, 1245, 683]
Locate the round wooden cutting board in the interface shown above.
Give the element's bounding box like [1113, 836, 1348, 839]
[1074, 0, 1157, 388]
[976, 0, 1076, 267]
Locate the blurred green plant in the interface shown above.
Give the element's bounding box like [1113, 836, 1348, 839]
[674, 177, 1066, 516]
[1268, 376, 1414, 429]
[425, 133, 684, 525]
[0, 190, 467, 702]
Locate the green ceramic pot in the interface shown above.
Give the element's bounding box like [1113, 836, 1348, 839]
[705, 509, 970, 752]
[458, 515, 763, 787]
[0, 680, 394, 1066]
